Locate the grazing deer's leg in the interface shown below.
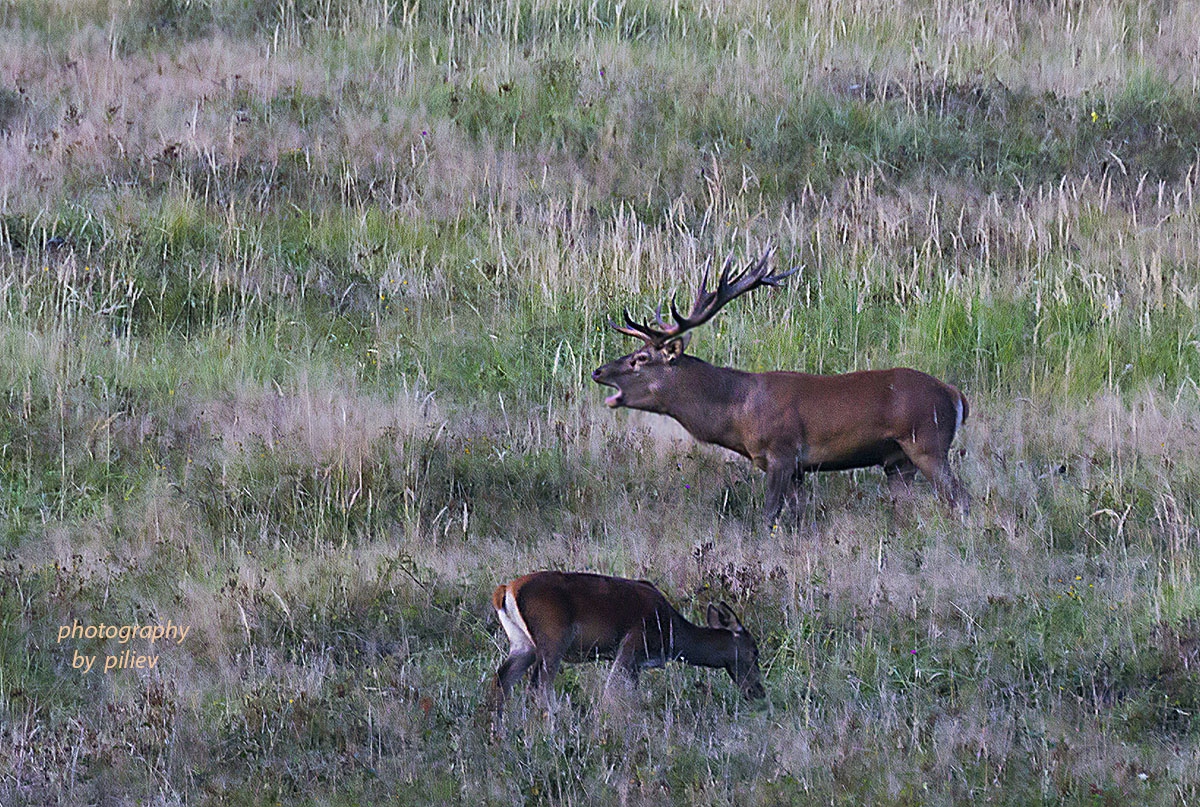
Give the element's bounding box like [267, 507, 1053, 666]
[492, 649, 538, 707]
[493, 582, 539, 709]
[530, 623, 575, 702]
[607, 631, 643, 695]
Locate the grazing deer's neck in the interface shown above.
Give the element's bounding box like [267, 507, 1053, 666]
[666, 612, 736, 669]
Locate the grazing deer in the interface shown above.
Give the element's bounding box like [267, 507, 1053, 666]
[591, 250, 969, 524]
[490, 571, 765, 707]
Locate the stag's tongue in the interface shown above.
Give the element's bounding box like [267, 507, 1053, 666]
[605, 391, 623, 408]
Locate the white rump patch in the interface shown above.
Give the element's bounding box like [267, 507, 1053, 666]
[497, 587, 535, 653]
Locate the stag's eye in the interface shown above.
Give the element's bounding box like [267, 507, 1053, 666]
[631, 353, 648, 368]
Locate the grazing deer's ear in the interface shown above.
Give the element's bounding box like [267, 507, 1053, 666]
[706, 603, 723, 628]
[707, 601, 743, 632]
[663, 333, 691, 362]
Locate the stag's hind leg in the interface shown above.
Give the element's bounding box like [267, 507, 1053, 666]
[884, 458, 919, 502]
[883, 457, 920, 530]
[901, 442, 968, 515]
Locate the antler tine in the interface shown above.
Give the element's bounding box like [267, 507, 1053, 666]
[668, 297, 689, 328]
[625, 310, 663, 340]
[727, 248, 771, 292]
[610, 249, 794, 347]
[719, 251, 738, 282]
[729, 248, 798, 292]
[673, 250, 769, 330]
[704, 252, 737, 305]
[760, 263, 800, 287]
[608, 309, 668, 346]
[670, 266, 713, 327]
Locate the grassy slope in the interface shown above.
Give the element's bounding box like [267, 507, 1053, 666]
[1, 0, 1199, 804]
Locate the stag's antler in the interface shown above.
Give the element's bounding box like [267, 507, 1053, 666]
[611, 249, 797, 347]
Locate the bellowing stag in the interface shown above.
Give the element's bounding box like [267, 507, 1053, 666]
[491, 571, 765, 707]
[591, 251, 968, 524]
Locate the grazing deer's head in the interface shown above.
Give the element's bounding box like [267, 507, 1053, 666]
[706, 601, 766, 700]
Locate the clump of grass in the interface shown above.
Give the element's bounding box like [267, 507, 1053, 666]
[0, 86, 27, 134]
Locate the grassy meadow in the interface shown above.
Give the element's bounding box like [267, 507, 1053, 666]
[2, 0, 1200, 803]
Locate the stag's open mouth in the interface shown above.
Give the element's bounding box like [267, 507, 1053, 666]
[594, 380, 623, 408]
[592, 369, 624, 407]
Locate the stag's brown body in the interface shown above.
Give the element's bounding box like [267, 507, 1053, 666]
[592, 252, 968, 523]
[490, 571, 764, 706]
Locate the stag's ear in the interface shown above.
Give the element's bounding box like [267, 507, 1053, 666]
[663, 333, 691, 363]
[707, 602, 744, 633]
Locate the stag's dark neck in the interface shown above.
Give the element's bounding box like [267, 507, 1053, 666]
[656, 356, 753, 448]
[666, 611, 735, 669]
[671, 355, 750, 395]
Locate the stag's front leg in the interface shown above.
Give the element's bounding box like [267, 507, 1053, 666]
[785, 469, 807, 525]
[763, 459, 803, 529]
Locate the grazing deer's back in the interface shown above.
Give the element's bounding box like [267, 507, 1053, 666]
[516, 572, 669, 643]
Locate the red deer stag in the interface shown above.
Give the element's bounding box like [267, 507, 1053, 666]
[490, 571, 765, 707]
[591, 250, 969, 524]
